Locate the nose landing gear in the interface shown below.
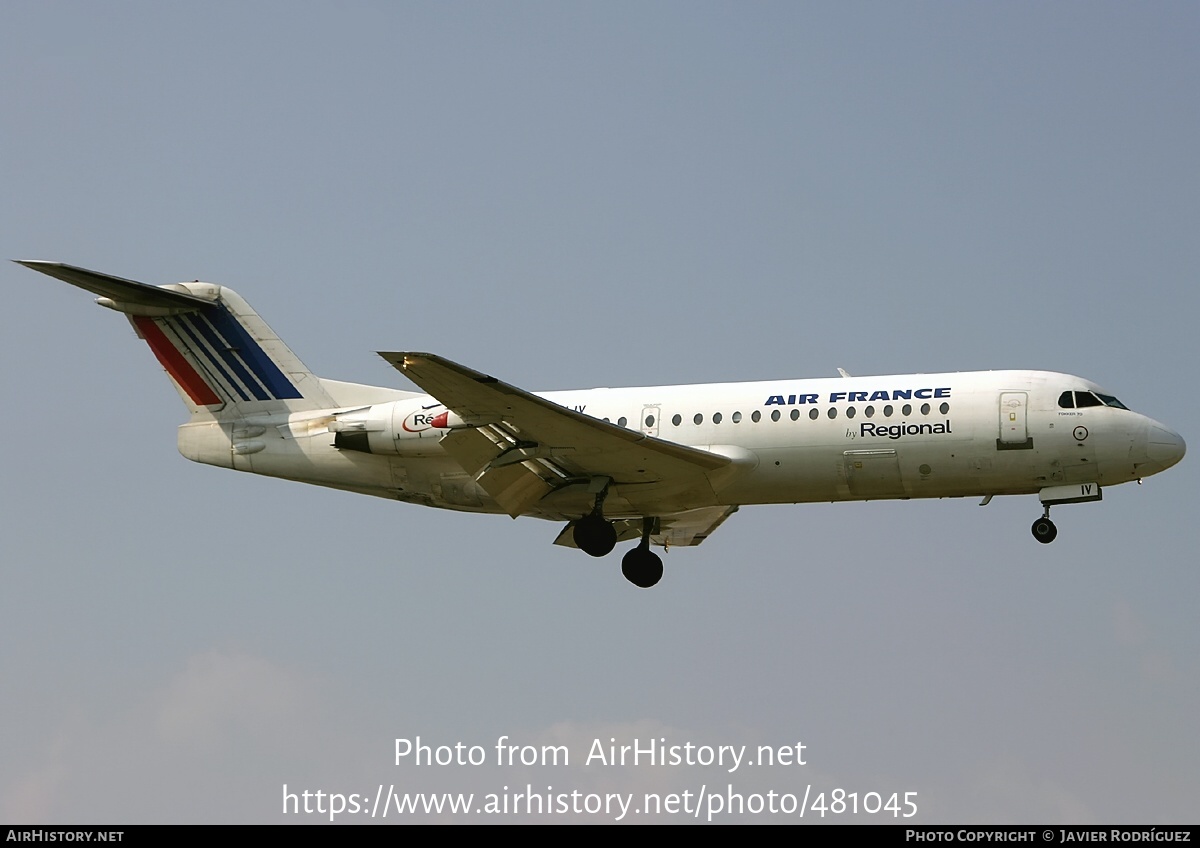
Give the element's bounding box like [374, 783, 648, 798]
[1031, 508, 1058, 544]
[1030, 483, 1101, 544]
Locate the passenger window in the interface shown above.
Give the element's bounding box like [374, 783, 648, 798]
[732, 411, 742, 423]
[618, 416, 628, 427]
[920, 403, 930, 415]
[693, 413, 703, 425]
[902, 403, 912, 416]
[790, 409, 800, 421]
[846, 406, 856, 419]
[865, 405, 875, 418]
[672, 414, 682, 426]
[939, 402, 949, 415]
[809, 408, 819, 420]
[713, 412, 723, 424]
[751, 411, 761, 423]
[771, 410, 781, 422]
[883, 405, 893, 417]
[827, 408, 837, 419]
[645, 414, 655, 427]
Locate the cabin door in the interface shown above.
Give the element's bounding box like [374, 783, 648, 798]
[997, 391, 1032, 449]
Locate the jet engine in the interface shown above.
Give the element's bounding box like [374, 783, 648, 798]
[328, 401, 461, 456]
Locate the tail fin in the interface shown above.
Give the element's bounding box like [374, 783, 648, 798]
[17, 261, 335, 416]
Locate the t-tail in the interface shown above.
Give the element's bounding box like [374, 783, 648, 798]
[17, 261, 337, 417]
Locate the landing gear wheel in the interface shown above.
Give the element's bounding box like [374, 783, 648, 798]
[1031, 517, 1058, 544]
[621, 547, 664, 588]
[573, 513, 616, 557]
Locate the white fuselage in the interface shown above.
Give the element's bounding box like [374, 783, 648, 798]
[19, 261, 1185, 581]
[177, 369, 1183, 524]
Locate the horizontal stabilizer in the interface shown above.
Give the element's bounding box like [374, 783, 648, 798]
[15, 261, 216, 311]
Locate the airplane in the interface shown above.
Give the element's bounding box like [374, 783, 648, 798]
[18, 261, 1187, 588]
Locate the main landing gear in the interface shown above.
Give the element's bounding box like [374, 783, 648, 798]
[569, 490, 663, 586]
[573, 484, 617, 557]
[573, 511, 616, 557]
[574, 515, 663, 587]
[621, 517, 664, 589]
[1031, 507, 1058, 544]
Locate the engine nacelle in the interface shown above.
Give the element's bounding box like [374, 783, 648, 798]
[328, 400, 461, 456]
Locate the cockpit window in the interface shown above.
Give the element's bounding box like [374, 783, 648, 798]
[1061, 389, 1129, 410]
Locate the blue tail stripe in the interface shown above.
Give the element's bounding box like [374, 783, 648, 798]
[206, 305, 303, 399]
[169, 315, 255, 402]
[185, 312, 272, 401]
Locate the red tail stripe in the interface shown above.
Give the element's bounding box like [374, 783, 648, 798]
[133, 316, 222, 406]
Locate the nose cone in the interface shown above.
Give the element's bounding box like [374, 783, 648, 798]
[1146, 425, 1186, 473]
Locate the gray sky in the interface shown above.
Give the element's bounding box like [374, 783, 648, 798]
[2, 2, 1197, 823]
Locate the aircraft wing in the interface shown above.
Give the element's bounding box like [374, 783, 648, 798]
[378, 352, 732, 518]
